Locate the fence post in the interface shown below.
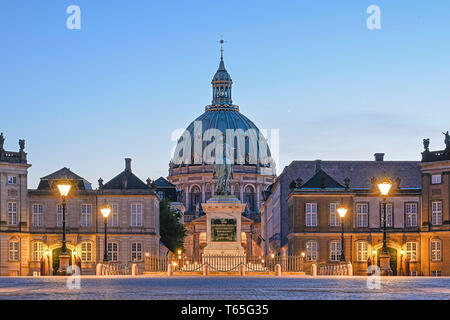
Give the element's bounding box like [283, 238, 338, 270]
[203, 264, 209, 276]
[347, 263, 353, 276]
[275, 264, 282, 276]
[239, 264, 245, 276]
[311, 263, 317, 276]
[96, 263, 103, 276]
[132, 264, 138, 276]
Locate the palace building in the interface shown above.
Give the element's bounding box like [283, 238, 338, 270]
[0, 134, 160, 276]
[168, 51, 276, 256]
[261, 137, 450, 276]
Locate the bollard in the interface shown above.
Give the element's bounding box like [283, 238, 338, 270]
[311, 263, 317, 276]
[347, 263, 353, 276]
[275, 264, 282, 277]
[239, 264, 246, 276]
[132, 264, 138, 276]
[203, 264, 209, 276]
[167, 263, 174, 276]
[96, 263, 103, 276]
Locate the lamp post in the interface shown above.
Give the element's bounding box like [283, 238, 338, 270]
[100, 203, 111, 263]
[56, 179, 72, 275]
[377, 177, 393, 275]
[400, 249, 405, 276]
[337, 204, 348, 262]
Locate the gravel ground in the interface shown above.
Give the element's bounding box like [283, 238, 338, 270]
[0, 275, 449, 300]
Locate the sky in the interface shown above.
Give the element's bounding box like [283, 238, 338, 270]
[1, 0, 450, 188]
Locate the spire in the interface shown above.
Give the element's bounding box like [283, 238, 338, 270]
[211, 38, 233, 106]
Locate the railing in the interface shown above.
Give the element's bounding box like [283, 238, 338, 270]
[318, 263, 351, 276]
[100, 263, 132, 275]
[145, 255, 305, 273]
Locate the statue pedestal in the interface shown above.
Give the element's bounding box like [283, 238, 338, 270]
[57, 254, 70, 276]
[379, 253, 393, 276]
[202, 195, 246, 260]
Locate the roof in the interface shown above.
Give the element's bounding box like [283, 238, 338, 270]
[301, 169, 344, 189]
[37, 167, 92, 190]
[103, 169, 148, 190]
[154, 177, 175, 188]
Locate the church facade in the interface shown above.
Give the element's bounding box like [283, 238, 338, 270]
[0, 135, 160, 276]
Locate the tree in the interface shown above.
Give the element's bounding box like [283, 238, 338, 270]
[159, 199, 186, 253]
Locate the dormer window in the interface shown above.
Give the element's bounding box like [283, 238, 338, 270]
[431, 174, 442, 185]
[8, 176, 17, 185]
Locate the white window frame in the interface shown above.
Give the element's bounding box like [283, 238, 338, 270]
[131, 203, 143, 227]
[108, 204, 119, 227]
[329, 203, 341, 227]
[32, 242, 44, 261]
[380, 202, 393, 228]
[431, 240, 442, 262]
[108, 242, 119, 262]
[431, 201, 442, 226]
[9, 241, 19, 261]
[32, 204, 44, 227]
[406, 242, 418, 262]
[8, 202, 17, 225]
[356, 203, 368, 228]
[431, 270, 441, 277]
[305, 203, 317, 227]
[81, 204, 92, 227]
[80, 242, 93, 262]
[356, 241, 368, 261]
[8, 176, 17, 185]
[131, 242, 143, 262]
[405, 202, 418, 227]
[329, 240, 341, 262]
[305, 240, 318, 261]
[56, 204, 63, 227]
[431, 174, 442, 185]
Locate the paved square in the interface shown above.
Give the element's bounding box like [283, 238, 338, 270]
[0, 276, 449, 300]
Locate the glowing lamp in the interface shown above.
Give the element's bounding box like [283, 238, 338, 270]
[57, 181, 71, 197]
[337, 204, 348, 218]
[100, 203, 111, 219]
[377, 177, 393, 196]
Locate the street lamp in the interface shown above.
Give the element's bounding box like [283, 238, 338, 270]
[377, 177, 393, 275]
[56, 179, 72, 275]
[400, 249, 405, 276]
[100, 203, 111, 263]
[337, 204, 348, 262]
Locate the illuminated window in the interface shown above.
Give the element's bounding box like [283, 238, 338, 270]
[9, 241, 19, 261]
[431, 240, 441, 262]
[81, 242, 93, 262]
[108, 242, 119, 262]
[356, 241, 368, 261]
[329, 240, 341, 262]
[406, 242, 417, 262]
[32, 242, 44, 261]
[431, 201, 442, 225]
[131, 242, 143, 262]
[305, 240, 318, 261]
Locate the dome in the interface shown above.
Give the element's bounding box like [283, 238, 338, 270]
[171, 55, 273, 169]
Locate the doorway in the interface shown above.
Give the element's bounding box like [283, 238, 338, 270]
[52, 248, 72, 275]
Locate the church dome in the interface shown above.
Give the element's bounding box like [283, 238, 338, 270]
[171, 54, 273, 169]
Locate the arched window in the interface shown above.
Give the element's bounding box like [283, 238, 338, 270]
[244, 185, 255, 212]
[190, 185, 201, 211]
[32, 241, 44, 261]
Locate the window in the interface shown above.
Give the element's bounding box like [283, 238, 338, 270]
[329, 240, 341, 262]
[131, 242, 143, 262]
[157, 191, 165, 200]
[431, 270, 441, 277]
[56, 204, 64, 227]
[356, 241, 368, 261]
[8, 202, 17, 225]
[81, 204, 92, 227]
[380, 203, 393, 228]
[108, 242, 119, 262]
[410, 271, 418, 276]
[405, 203, 418, 227]
[80, 242, 93, 262]
[190, 186, 201, 211]
[9, 241, 19, 261]
[244, 186, 256, 212]
[431, 201, 442, 225]
[305, 203, 317, 227]
[32, 242, 44, 261]
[32, 204, 43, 227]
[356, 203, 368, 227]
[305, 240, 318, 261]
[8, 176, 17, 184]
[406, 242, 417, 262]
[431, 240, 442, 262]
[131, 204, 143, 227]
[431, 174, 442, 184]
[329, 203, 341, 227]
[108, 204, 119, 227]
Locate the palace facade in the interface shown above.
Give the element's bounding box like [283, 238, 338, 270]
[261, 139, 450, 276]
[0, 136, 160, 276]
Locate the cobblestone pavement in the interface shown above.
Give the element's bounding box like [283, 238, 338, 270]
[0, 276, 449, 300]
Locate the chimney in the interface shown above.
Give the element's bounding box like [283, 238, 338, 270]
[125, 158, 132, 172]
[374, 153, 385, 162]
[315, 159, 322, 172]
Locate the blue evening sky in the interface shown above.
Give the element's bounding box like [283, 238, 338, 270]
[1, 0, 450, 188]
